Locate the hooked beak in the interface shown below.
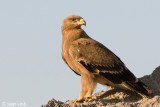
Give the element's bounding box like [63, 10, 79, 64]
[79, 18, 86, 26]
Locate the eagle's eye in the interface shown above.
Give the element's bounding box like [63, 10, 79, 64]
[72, 18, 76, 21]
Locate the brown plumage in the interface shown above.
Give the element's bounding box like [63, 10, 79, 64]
[61, 15, 152, 101]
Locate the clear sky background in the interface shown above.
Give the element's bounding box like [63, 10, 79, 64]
[0, 0, 160, 107]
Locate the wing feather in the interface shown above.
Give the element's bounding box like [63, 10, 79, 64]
[69, 38, 136, 84]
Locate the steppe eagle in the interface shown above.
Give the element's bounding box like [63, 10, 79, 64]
[61, 15, 152, 102]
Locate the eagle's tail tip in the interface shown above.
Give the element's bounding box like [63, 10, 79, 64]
[126, 80, 152, 98]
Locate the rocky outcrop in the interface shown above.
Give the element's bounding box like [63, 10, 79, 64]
[41, 66, 160, 107]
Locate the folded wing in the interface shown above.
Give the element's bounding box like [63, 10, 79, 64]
[69, 38, 136, 84]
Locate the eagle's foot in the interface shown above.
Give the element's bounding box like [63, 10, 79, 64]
[69, 96, 97, 103]
[69, 98, 88, 103]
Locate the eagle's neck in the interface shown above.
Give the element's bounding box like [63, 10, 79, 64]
[62, 28, 88, 44]
[61, 28, 89, 56]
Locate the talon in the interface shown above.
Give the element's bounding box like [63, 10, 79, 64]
[69, 98, 88, 103]
[69, 99, 78, 103]
[91, 96, 97, 99]
[87, 96, 97, 100]
[69, 98, 83, 103]
[69, 96, 97, 103]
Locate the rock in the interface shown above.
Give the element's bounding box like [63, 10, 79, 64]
[41, 66, 160, 107]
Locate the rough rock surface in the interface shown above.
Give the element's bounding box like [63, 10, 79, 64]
[41, 66, 160, 107]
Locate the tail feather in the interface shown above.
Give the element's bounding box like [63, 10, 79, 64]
[126, 81, 152, 98]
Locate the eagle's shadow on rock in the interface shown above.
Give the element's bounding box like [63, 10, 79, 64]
[94, 88, 144, 103]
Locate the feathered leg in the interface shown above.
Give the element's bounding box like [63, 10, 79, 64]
[70, 72, 97, 102]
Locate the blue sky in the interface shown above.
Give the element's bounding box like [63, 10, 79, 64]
[0, 0, 160, 107]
